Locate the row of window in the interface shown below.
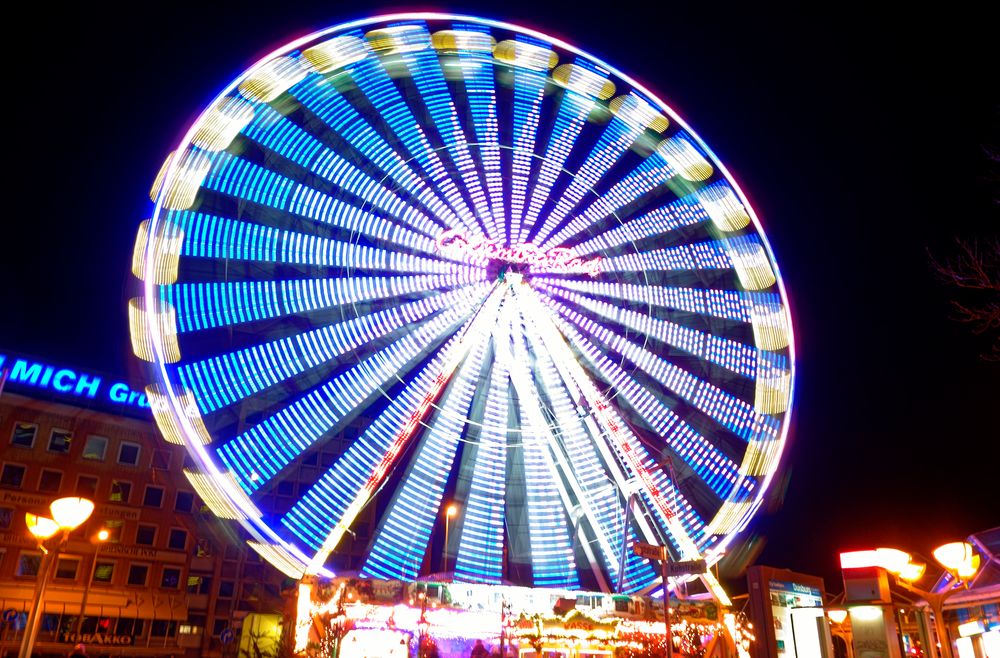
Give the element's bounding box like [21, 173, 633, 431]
[8, 423, 155, 466]
[0, 466, 194, 512]
[9, 549, 240, 600]
[12, 613, 196, 640]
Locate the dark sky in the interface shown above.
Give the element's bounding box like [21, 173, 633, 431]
[2, 2, 997, 590]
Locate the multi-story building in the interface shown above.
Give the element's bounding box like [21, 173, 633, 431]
[0, 351, 296, 658]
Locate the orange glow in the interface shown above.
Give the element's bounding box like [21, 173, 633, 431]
[446, 504, 458, 518]
[827, 610, 848, 625]
[934, 542, 980, 579]
[97, 529, 110, 542]
[25, 513, 59, 539]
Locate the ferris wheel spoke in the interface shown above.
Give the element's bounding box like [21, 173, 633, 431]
[568, 193, 709, 258]
[519, 313, 659, 592]
[538, 278, 783, 325]
[539, 305, 744, 503]
[284, 282, 508, 570]
[504, 315, 597, 588]
[453, 32, 506, 233]
[517, 82, 608, 245]
[196, 150, 442, 254]
[289, 74, 469, 234]
[598, 235, 750, 276]
[402, 40, 498, 239]
[214, 297, 481, 494]
[528, 92, 660, 246]
[537, 283, 761, 379]
[509, 62, 550, 246]
[242, 105, 451, 238]
[361, 333, 490, 581]
[162, 272, 483, 334]
[452, 350, 510, 584]
[346, 39, 482, 235]
[170, 211, 461, 273]
[177, 284, 491, 414]
[540, 152, 674, 251]
[544, 296, 780, 444]
[517, 293, 709, 560]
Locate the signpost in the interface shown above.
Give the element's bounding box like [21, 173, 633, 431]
[634, 543, 708, 658]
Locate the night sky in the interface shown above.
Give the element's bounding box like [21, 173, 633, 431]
[2, 2, 996, 591]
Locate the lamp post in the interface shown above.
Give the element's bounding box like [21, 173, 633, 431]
[443, 504, 457, 574]
[893, 542, 982, 658]
[73, 528, 110, 638]
[19, 497, 95, 658]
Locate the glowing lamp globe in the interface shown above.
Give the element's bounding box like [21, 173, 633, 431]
[49, 497, 95, 530]
[934, 542, 980, 580]
[25, 514, 60, 539]
[131, 13, 796, 592]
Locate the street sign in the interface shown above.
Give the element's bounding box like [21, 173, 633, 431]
[220, 628, 235, 645]
[667, 559, 707, 577]
[2, 608, 17, 623]
[633, 542, 667, 561]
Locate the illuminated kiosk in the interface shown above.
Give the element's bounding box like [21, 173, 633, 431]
[129, 12, 795, 656]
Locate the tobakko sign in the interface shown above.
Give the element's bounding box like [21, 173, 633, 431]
[60, 632, 133, 646]
[0, 352, 151, 418]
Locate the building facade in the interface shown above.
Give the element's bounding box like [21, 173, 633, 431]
[0, 352, 294, 658]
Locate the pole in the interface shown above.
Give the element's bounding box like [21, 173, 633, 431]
[663, 550, 673, 658]
[74, 542, 103, 637]
[444, 514, 449, 574]
[19, 539, 62, 658]
[929, 597, 953, 658]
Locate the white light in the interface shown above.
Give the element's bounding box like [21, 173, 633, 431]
[49, 497, 95, 530]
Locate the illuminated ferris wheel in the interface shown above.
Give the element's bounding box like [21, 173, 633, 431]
[131, 13, 795, 596]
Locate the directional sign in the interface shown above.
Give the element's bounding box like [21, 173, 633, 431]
[220, 628, 235, 645]
[2, 608, 17, 623]
[667, 559, 707, 577]
[633, 542, 668, 561]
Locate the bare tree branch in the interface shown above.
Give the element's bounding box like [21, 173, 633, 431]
[929, 237, 1000, 361]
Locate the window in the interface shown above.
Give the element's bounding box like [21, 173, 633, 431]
[218, 580, 235, 598]
[212, 619, 229, 635]
[109, 480, 131, 503]
[136, 524, 157, 546]
[187, 574, 212, 594]
[160, 566, 182, 589]
[76, 475, 98, 497]
[82, 435, 108, 461]
[1, 464, 26, 488]
[10, 423, 37, 448]
[55, 557, 80, 580]
[152, 449, 171, 470]
[175, 491, 195, 513]
[143, 486, 164, 508]
[93, 560, 115, 583]
[117, 442, 141, 466]
[17, 552, 42, 577]
[104, 519, 123, 543]
[116, 618, 144, 635]
[127, 564, 149, 586]
[38, 469, 63, 493]
[150, 620, 177, 637]
[168, 528, 188, 551]
[47, 429, 72, 453]
[0, 507, 13, 529]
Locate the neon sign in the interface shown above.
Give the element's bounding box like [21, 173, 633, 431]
[0, 353, 150, 415]
[436, 230, 601, 277]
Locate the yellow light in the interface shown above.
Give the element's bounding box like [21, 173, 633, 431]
[827, 609, 848, 625]
[97, 529, 110, 542]
[725, 240, 777, 291]
[494, 39, 558, 71]
[751, 304, 790, 351]
[25, 513, 60, 539]
[238, 56, 306, 103]
[552, 63, 616, 100]
[365, 25, 431, 54]
[609, 94, 669, 132]
[446, 504, 458, 518]
[875, 548, 913, 574]
[49, 497, 95, 530]
[850, 606, 884, 622]
[898, 561, 926, 582]
[129, 297, 180, 364]
[657, 135, 714, 182]
[934, 542, 980, 579]
[431, 30, 495, 53]
[699, 185, 751, 233]
[303, 36, 369, 73]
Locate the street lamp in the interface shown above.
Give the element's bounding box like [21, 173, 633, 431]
[892, 542, 982, 658]
[19, 497, 95, 658]
[442, 504, 458, 574]
[74, 527, 111, 637]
